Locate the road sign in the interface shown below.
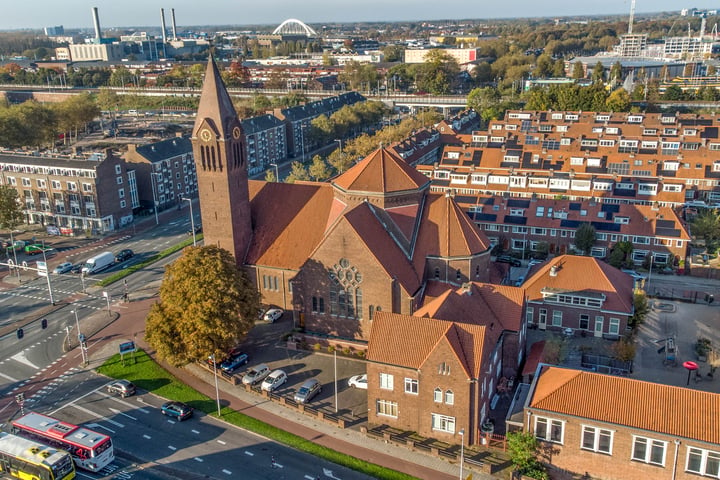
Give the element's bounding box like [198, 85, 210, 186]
[22, 261, 28, 271]
[37, 260, 48, 277]
[7, 259, 14, 268]
[119, 341, 136, 354]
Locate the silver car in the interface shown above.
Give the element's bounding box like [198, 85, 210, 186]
[242, 364, 271, 385]
[294, 378, 322, 404]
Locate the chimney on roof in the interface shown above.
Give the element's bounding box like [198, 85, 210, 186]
[461, 282, 472, 295]
[549, 265, 559, 277]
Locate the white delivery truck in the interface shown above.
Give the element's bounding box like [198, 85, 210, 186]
[81, 251, 115, 274]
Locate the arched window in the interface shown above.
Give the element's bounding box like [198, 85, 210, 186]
[456, 269, 462, 281]
[445, 390, 454, 405]
[355, 288, 362, 320]
[434, 388, 442, 403]
[369, 305, 375, 321]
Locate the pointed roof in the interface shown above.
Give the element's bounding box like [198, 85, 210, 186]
[332, 146, 430, 193]
[530, 366, 720, 445]
[367, 312, 489, 379]
[430, 193, 491, 258]
[193, 55, 238, 138]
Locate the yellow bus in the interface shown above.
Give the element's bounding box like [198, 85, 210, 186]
[0, 432, 75, 480]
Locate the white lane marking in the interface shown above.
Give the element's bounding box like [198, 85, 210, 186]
[273, 462, 284, 469]
[166, 419, 176, 424]
[143, 434, 151, 439]
[85, 423, 115, 434]
[304, 476, 316, 480]
[71, 404, 125, 428]
[168, 446, 176, 451]
[0, 371, 18, 382]
[244, 451, 253, 456]
[217, 440, 226, 445]
[222, 470, 232, 475]
[191, 429, 200, 434]
[108, 407, 137, 420]
[49, 384, 105, 416]
[193, 457, 203, 462]
[10, 351, 38, 369]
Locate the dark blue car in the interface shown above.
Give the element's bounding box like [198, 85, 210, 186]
[220, 353, 249, 373]
[161, 401, 193, 421]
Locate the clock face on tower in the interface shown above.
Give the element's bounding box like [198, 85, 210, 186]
[200, 129, 213, 142]
[232, 126, 241, 140]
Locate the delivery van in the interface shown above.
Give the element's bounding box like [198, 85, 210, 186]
[81, 251, 115, 274]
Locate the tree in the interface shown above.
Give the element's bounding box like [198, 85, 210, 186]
[416, 50, 460, 95]
[608, 240, 634, 268]
[145, 245, 260, 367]
[606, 88, 631, 112]
[690, 209, 720, 252]
[309, 155, 331, 181]
[284, 161, 311, 183]
[571, 61, 585, 79]
[574, 223, 596, 255]
[591, 61, 605, 83]
[507, 431, 549, 480]
[0, 185, 24, 232]
[466, 86, 501, 113]
[629, 292, 649, 328]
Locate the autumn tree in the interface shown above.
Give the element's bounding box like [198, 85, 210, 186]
[416, 50, 460, 95]
[0, 185, 24, 233]
[574, 223, 596, 255]
[145, 246, 261, 367]
[284, 161, 311, 183]
[309, 155, 331, 181]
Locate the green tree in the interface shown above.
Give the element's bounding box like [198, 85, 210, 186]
[0, 185, 24, 233]
[690, 209, 720, 252]
[416, 50, 460, 94]
[574, 223, 596, 255]
[629, 292, 649, 328]
[507, 432, 549, 480]
[591, 61, 605, 83]
[285, 161, 311, 183]
[264, 169, 277, 182]
[309, 154, 331, 181]
[606, 88, 631, 112]
[608, 240, 634, 268]
[466, 86, 501, 113]
[145, 245, 260, 367]
[609, 61, 623, 84]
[571, 61, 585, 79]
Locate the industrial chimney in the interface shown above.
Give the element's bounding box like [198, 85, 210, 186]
[91, 7, 102, 41]
[171, 8, 178, 41]
[160, 8, 168, 44]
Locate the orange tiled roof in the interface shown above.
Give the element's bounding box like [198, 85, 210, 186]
[415, 282, 524, 332]
[367, 312, 489, 378]
[530, 366, 720, 444]
[332, 146, 430, 193]
[523, 255, 634, 314]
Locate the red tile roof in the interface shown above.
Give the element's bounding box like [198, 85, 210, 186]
[523, 255, 634, 314]
[530, 366, 720, 445]
[367, 312, 490, 378]
[332, 146, 430, 193]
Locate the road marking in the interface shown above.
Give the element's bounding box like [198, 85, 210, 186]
[168, 446, 176, 451]
[85, 422, 115, 434]
[243, 451, 253, 456]
[193, 457, 203, 462]
[304, 476, 316, 480]
[273, 462, 284, 469]
[222, 470, 232, 475]
[191, 429, 200, 434]
[166, 419, 176, 424]
[217, 440, 226, 445]
[10, 351, 38, 369]
[143, 434, 151, 439]
[71, 405, 125, 428]
[109, 407, 137, 420]
[0, 371, 18, 382]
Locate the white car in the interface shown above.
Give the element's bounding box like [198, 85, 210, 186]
[53, 262, 73, 274]
[348, 374, 368, 389]
[263, 308, 283, 323]
[261, 369, 287, 392]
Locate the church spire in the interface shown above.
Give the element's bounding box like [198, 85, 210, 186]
[193, 54, 238, 140]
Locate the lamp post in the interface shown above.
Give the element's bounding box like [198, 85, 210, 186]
[211, 354, 221, 416]
[458, 428, 465, 480]
[150, 172, 160, 225]
[269, 163, 279, 182]
[647, 252, 654, 292]
[71, 308, 88, 365]
[40, 241, 54, 305]
[181, 197, 196, 246]
[8, 230, 20, 280]
[334, 349, 338, 413]
[335, 138, 342, 152]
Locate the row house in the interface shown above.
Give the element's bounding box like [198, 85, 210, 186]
[0, 149, 135, 233]
[522, 255, 635, 336]
[125, 136, 197, 212]
[367, 280, 524, 446]
[240, 114, 287, 176]
[390, 128, 442, 166]
[452, 195, 690, 265]
[525, 365, 720, 480]
[273, 91, 364, 159]
[419, 110, 720, 208]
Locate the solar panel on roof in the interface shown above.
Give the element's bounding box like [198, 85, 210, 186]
[592, 222, 622, 232]
[569, 203, 581, 211]
[560, 220, 581, 228]
[656, 227, 681, 237]
[507, 199, 531, 208]
[504, 216, 527, 225]
[656, 219, 676, 229]
[601, 204, 620, 213]
[473, 213, 497, 222]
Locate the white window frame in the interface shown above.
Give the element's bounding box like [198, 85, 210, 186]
[404, 378, 418, 395]
[379, 373, 394, 390]
[434, 387, 442, 402]
[376, 399, 398, 418]
[581, 425, 613, 454]
[632, 436, 666, 466]
[431, 413, 456, 433]
[444, 390, 454, 405]
[687, 447, 720, 477]
[535, 416, 564, 444]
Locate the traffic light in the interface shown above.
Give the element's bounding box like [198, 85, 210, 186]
[16, 328, 23, 339]
[41, 318, 48, 329]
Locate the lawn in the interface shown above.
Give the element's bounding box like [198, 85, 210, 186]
[97, 350, 418, 480]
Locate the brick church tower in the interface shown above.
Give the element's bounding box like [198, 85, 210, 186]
[191, 56, 252, 264]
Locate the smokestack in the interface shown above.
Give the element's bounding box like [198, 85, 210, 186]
[171, 8, 178, 41]
[92, 7, 102, 41]
[160, 8, 167, 44]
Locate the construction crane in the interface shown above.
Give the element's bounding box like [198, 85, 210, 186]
[628, 0, 636, 34]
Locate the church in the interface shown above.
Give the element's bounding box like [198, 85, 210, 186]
[190, 56, 496, 343]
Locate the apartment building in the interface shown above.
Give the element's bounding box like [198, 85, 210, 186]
[525, 365, 720, 480]
[418, 110, 720, 208]
[0, 149, 135, 233]
[125, 136, 196, 212]
[240, 114, 287, 176]
[457, 195, 690, 265]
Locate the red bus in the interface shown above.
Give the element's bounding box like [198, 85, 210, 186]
[12, 412, 114, 472]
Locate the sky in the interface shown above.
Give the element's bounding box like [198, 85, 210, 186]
[2, 1, 719, 31]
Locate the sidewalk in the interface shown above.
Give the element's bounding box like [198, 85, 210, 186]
[78, 295, 491, 480]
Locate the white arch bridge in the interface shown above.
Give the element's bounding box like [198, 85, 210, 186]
[272, 18, 317, 37]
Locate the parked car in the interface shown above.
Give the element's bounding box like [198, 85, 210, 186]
[53, 262, 73, 274]
[621, 269, 647, 281]
[115, 249, 134, 263]
[242, 364, 271, 385]
[514, 276, 526, 287]
[294, 378, 322, 404]
[24, 244, 47, 255]
[656, 266, 675, 275]
[261, 369, 288, 392]
[70, 263, 84, 274]
[220, 353, 249, 373]
[496, 255, 521, 267]
[161, 401, 193, 421]
[106, 379, 136, 398]
[263, 308, 283, 323]
[348, 374, 368, 390]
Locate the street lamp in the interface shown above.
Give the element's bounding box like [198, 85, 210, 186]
[335, 138, 342, 152]
[458, 428, 465, 480]
[150, 172, 161, 225]
[211, 354, 222, 416]
[269, 163, 279, 182]
[8, 230, 20, 280]
[71, 308, 88, 365]
[647, 252, 655, 292]
[181, 197, 196, 246]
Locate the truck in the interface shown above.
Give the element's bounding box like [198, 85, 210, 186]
[81, 251, 115, 275]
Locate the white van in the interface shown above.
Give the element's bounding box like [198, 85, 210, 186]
[82, 251, 115, 274]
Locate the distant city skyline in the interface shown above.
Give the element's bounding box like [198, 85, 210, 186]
[2, 0, 718, 31]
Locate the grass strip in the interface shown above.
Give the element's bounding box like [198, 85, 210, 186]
[97, 235, 202, 287]
[97, 349, 417, 480]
